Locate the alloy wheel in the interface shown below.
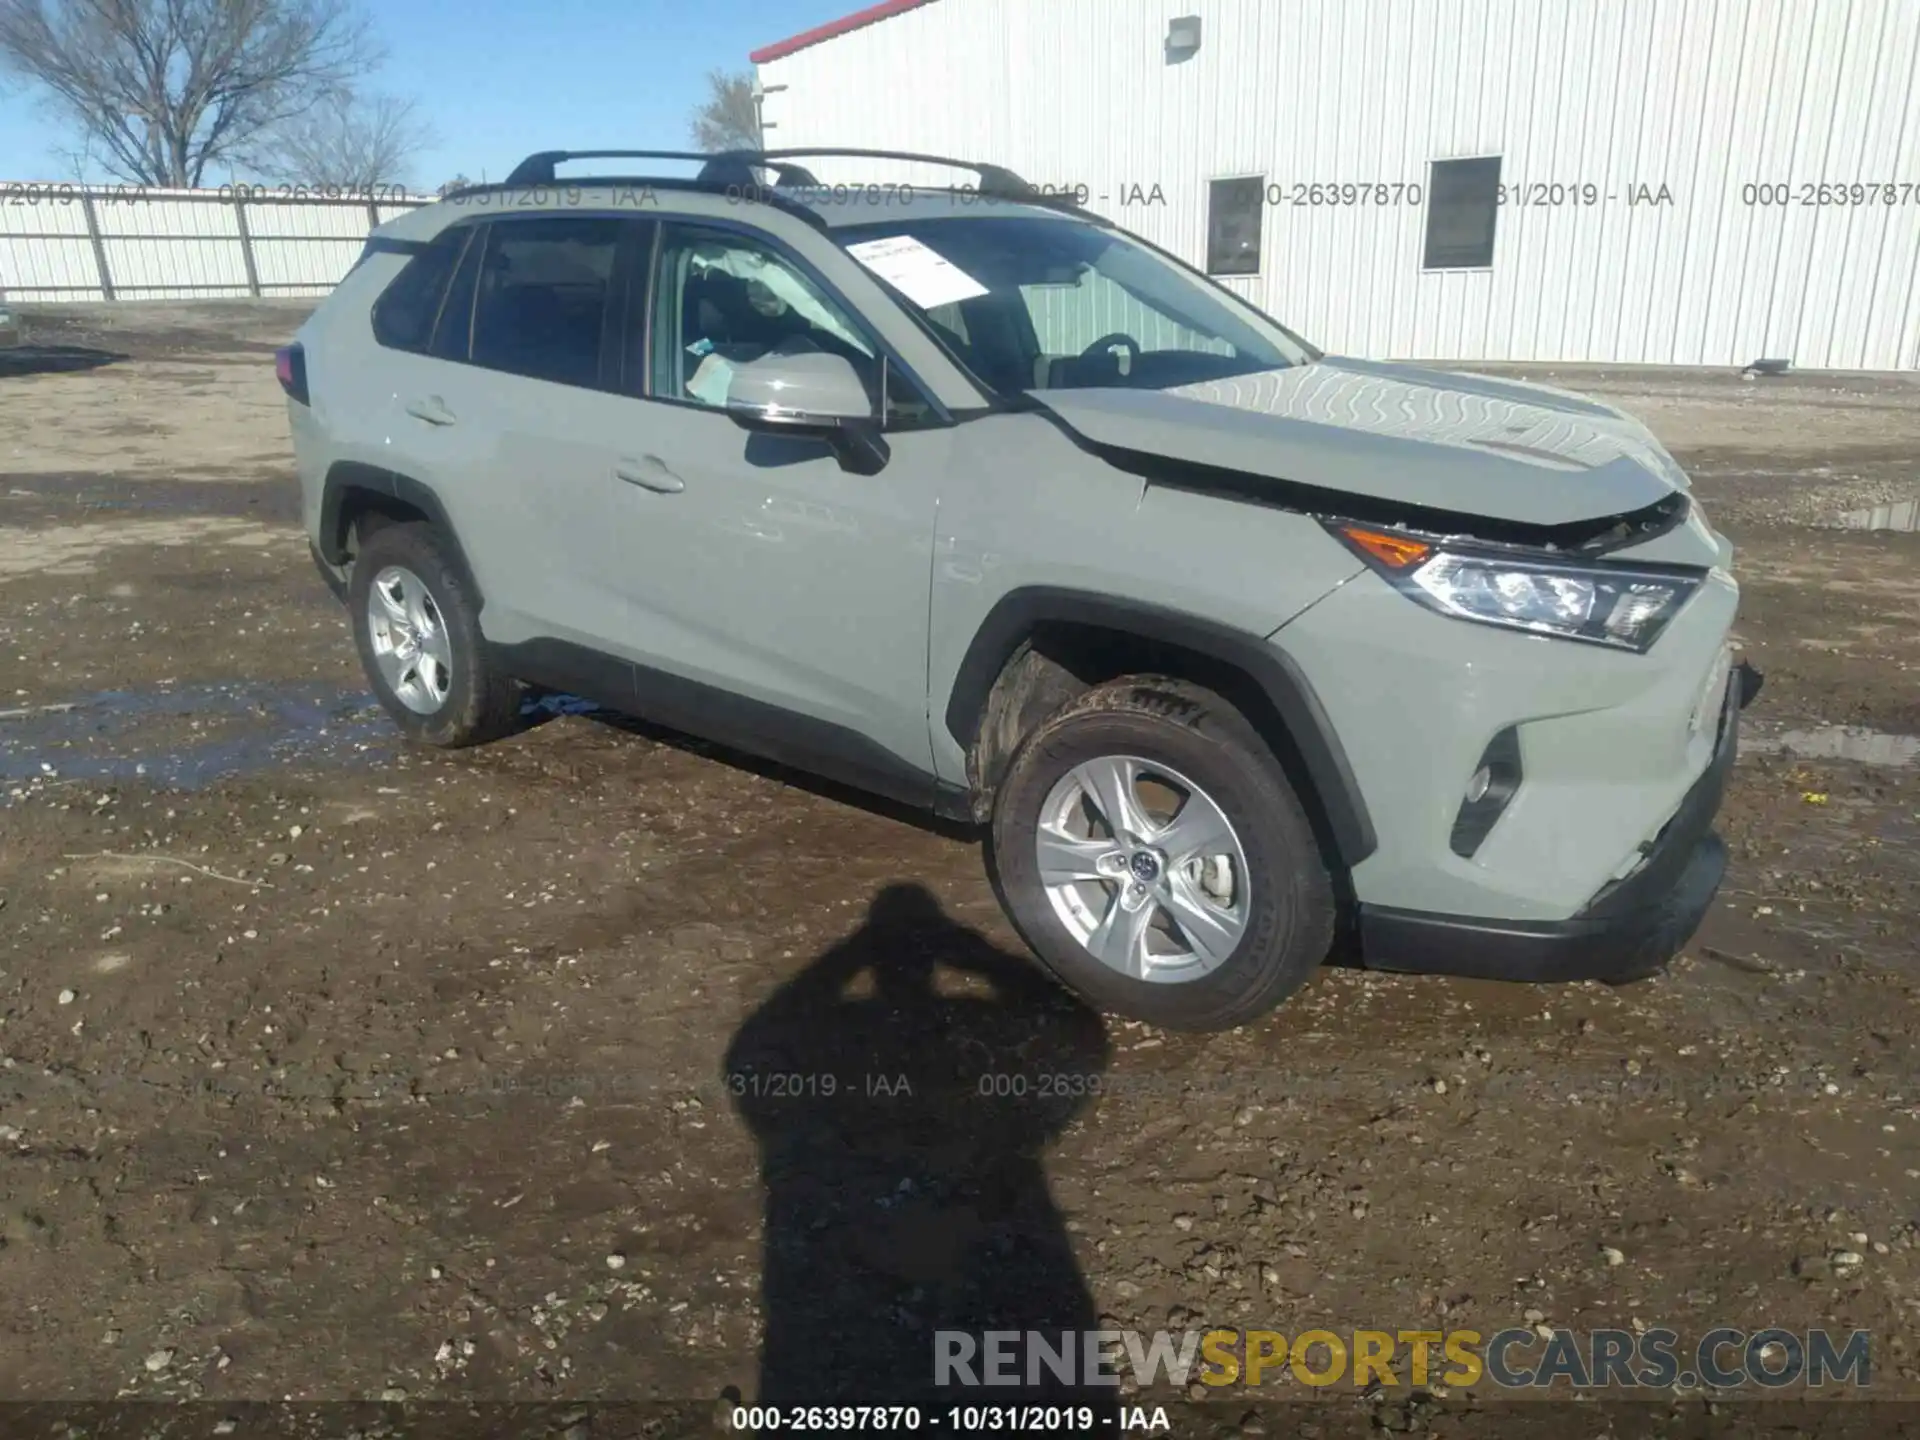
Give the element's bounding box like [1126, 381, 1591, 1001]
[1034, 754, 1250, 983]
[366, 564, 454, 715]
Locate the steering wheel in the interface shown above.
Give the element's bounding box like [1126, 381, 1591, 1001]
[1077, 332, 1142, 368]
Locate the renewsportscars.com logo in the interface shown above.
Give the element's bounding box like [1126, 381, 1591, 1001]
[935, 1327, 1872, 1391]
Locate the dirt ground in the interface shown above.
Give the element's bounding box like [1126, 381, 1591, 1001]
[2, 303, 1919, 1436]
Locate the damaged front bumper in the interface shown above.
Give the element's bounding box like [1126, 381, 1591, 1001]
[1356, 661, 1759, 984]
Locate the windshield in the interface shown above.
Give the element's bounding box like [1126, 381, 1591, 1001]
[834, 213, 1314, 397]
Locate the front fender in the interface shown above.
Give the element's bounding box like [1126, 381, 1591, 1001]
[939, 586, 1376, 867]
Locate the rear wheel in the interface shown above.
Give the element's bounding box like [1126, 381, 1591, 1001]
[989, 677, 1335, 1031]
[349, 522, 518, 748]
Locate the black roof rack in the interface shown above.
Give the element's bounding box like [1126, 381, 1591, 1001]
[753, 147, 1049, 201]
[458, 147, 1075, 228]
[503, 149, 825, 188]
[446, 153, 830, 229]
[500, 146, 1061, 204]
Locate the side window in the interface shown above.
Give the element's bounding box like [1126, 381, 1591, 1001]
[648, 224, 928, 425]
[469, 216, 623, 388]
[370, 230, 467, 353]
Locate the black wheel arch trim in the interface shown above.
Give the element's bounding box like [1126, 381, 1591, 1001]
[943, 586, 1378, 866]
[319, 462, 485, 612]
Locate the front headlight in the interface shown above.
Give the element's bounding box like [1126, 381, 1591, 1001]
[1327, 522, 1701, 653]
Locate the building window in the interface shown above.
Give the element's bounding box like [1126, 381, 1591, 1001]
[1424, 156, 1502, 269]
[1207, 176, 1264, 276]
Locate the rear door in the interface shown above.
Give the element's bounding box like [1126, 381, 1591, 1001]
[378, 212, 655, 657]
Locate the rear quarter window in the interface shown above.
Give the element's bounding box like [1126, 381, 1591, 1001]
[370, 229, 470, 353]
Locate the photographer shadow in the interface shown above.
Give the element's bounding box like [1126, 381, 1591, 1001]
[725, 883, 1118, 1417]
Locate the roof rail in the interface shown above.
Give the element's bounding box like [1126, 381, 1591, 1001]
[446, 163, 831, 231]
[757, 147, 1047, 201]
[504, 149, 823, 188]
[503, 146, 1055, 204]
[473, 147, 1071, 226]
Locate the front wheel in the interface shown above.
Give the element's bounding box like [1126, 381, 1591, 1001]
[988, 677, 1335, 1031]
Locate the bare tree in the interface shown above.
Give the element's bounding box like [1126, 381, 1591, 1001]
[259, 91, 432, 188]
[689, 68, 760, 153]
[0, 0, 380, 188]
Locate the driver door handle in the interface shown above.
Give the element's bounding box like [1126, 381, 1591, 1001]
[615, 456, 685, 494]
[405, 395, 457, 426]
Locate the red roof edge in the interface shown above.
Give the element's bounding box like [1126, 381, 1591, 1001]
[750, 0, 939, 64]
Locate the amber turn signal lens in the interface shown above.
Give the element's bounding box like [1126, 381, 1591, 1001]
[1337, 525, 1431, 570]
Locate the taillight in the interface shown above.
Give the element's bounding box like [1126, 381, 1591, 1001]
[275, 342, 309, 405]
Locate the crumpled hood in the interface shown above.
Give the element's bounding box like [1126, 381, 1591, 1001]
[1028, 355, 1693, 529]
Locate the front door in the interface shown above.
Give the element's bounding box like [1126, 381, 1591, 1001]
[604, 219, 949, 796]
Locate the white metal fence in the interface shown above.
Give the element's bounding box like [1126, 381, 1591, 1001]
[0, 182, 432, 302]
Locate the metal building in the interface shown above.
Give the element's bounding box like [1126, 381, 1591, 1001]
[752, 0, 1920, 370]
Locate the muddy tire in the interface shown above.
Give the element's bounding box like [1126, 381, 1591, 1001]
[348, 522, 518, 748]
[988, 676, 1335, 1031]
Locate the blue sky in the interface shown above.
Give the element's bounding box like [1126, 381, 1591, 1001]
[0, 0, 854, 188]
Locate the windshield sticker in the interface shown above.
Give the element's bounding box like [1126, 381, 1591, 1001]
[845, 235, 990, 309]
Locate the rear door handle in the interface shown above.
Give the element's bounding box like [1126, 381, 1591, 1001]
[615, 456, 685, 494]
[405, 396, 457, 426]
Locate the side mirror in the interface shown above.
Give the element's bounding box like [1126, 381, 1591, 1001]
[724, 350, 890, 475]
